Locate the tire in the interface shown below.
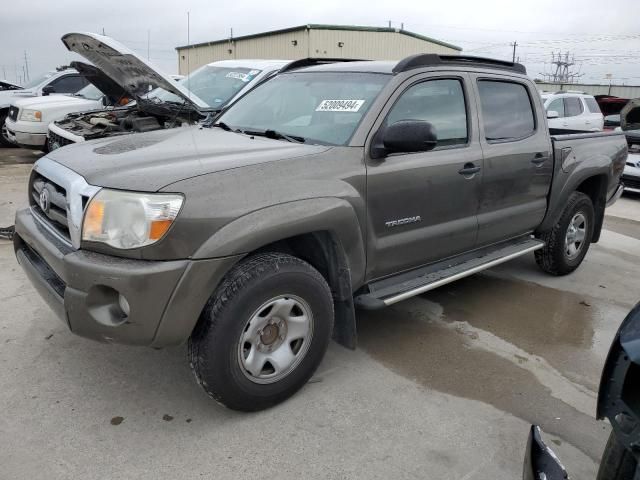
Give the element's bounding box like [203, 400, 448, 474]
[0, 112, 17, 148]
[535, 191, 595, 275]
[188, 252, 334, 411]
[596, 430, 638, 480]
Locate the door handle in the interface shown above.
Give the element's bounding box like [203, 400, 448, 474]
[531, 153, 548, 166]
[458, 163, 481, 176]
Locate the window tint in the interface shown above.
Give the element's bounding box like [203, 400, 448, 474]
[478, 80, 535, 141]
[547, 98, 565, 117]
[584, 97, 601, 114]
[564, 97, 584, 117]
[49, 75, 88, 94]
[386, 79, 468, 147]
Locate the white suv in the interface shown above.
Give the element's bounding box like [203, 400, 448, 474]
[541, 92, 604, 132]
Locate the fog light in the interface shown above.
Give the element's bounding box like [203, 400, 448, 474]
[118, 294, 130, 317]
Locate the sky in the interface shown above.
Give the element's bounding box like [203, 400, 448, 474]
[2, 0, 640, 86]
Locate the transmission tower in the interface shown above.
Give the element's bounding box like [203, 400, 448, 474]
[539, 52, 584, 83]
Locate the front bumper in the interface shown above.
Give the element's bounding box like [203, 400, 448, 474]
[5, 119, 46, 148]
[14, 207, 241, 347]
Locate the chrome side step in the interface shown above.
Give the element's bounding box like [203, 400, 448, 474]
[355, 237, 544, 309]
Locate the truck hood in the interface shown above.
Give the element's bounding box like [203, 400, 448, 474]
[12, 93, 98, 110]
[61, 32, 208, 109]
[71, 61, 128, 104]
[0, 89, 38, 106]
[45, 126, 330, 191]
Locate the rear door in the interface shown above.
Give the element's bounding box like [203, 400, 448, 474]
[471, 74, 553, 246]
[365, 72, 482, 279]
[564, 96, 585, 130]
[583, 96, 604, 131]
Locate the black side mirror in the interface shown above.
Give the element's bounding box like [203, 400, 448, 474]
[371, 120, 438, 159]
[523, 426, 568, 480]
[42, 85, 55, 96]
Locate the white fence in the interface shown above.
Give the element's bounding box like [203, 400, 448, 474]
[535, 82, 640, 99]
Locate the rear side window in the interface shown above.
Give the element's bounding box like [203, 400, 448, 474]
[386, 79, 468, 147]
[547, 98, 565, 117]
[584, 97, 601, 114]
[564, 97, 584, 117]
[477, 80, 535, 141]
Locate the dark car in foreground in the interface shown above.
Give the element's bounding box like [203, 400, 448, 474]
[526, 303, 640, 479]
[14, 54, 626, 411]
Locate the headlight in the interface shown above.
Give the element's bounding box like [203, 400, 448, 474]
[82, 189, 184, 249]
[19, 109, 42, 122]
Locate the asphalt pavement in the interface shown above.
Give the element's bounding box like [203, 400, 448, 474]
[2, 146, 640, 479]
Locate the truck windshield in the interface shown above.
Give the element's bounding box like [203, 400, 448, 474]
[149, 66, 262, 108]
[217, 72, 390, 146]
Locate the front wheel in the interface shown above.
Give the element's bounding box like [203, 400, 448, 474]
[188, 252, 334, 411]
[535, 191, 595, 275]
[0, 112, 17, 147]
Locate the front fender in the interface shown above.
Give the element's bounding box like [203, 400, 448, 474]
[193, 197, 367, 288]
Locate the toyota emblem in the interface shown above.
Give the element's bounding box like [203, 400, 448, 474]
[39, 188, 50, 213]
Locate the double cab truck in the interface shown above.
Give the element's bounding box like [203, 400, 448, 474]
[14, 54, 626, 411]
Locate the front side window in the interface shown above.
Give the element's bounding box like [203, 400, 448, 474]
[478, 80, 535, 141]
[218, 72, 390, 146]
[546, 98, 565, 117]
[49, 75, 88, 94]
[386, 79, 468, 148]
[584, 97, 601, 114]
[564, 97, 584, 117]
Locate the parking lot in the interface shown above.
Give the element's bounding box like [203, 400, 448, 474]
[1, 146, 640, 479]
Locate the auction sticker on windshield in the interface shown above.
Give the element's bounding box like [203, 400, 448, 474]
[316, 100, 365, 112]
[226, 72, 252, 82]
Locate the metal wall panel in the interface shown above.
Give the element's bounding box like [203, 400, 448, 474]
[177, 27, 459, 74]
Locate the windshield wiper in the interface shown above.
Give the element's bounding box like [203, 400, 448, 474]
[211, 121, 231, 131]
[242, 129, 306, 143]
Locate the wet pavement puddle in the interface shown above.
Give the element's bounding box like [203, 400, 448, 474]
[358, 273, 627, 460]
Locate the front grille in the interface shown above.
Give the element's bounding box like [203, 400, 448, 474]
[48, 129, 75, 150]
[8, 106, 18, 122]
[623, 175, 640, 191]
[30, 171, 71, 242]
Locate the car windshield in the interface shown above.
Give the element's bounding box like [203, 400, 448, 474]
[149, 65, 263, 108]
[22, 72, 54, 89]
[217, 72, 390, 146]
[75, 83, 103, 100]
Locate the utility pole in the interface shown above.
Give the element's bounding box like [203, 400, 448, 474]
[510, 41, 518, 62]
[23, 51, 29, 81]
[388, 20, 392, 28]
[147, 30, 150, 60]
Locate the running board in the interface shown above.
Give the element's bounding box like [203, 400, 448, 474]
[355, 237, 544, 309]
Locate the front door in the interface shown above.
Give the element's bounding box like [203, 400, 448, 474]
[365, 74, 483, 280]
[471, 75, 553, 247]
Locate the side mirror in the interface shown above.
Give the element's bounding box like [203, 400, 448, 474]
[547, 110, 559, 119]
[372, 120, 438, 159]
[523, 426, 568, 480]
[42, 85, 55, 96]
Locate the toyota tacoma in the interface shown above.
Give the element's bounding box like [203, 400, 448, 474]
[14, 54, 627, 411]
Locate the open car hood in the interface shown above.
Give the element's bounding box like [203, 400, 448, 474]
[70, 61, 128, 105]
[61, 32, 208, 109]
[0, 79, 22, 91]
[620, 98, 640, 131]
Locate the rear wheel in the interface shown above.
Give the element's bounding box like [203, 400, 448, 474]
[535, 191, 594, 275]
[188, 252, 334, 411]
[596, 429, 639, 480]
